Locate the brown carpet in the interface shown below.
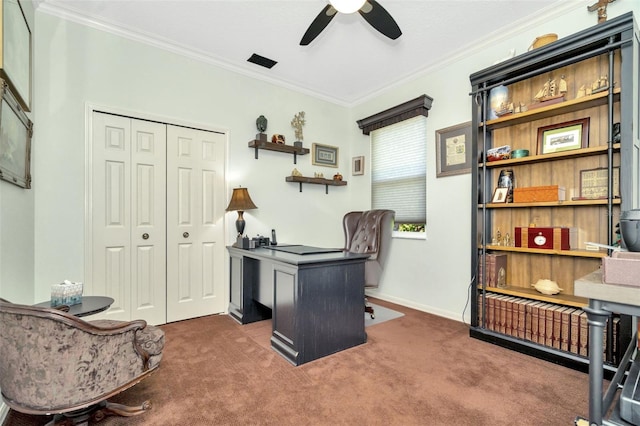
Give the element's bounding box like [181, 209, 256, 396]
[3, 298, 589, 425]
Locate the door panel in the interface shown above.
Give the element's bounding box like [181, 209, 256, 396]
[167, 125, 225, 321]
[91, 112, 166, 325]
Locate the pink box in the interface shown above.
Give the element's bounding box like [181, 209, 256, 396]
[602, 251, 640, 287]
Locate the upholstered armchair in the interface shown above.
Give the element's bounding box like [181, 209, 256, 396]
[343, 209, 395, 318]
[0, 298, 165, 425]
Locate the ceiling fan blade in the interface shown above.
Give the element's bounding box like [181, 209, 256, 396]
[300, 5, 338, 46]
[358, 0, 402, 40]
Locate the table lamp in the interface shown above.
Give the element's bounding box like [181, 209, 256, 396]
[225, 186, 258, 237]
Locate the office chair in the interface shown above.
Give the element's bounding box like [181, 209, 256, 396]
[343, 209, 395, 318]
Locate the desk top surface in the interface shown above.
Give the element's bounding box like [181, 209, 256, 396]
[228, 245, 370, 265]
[574, 271, 640, 308]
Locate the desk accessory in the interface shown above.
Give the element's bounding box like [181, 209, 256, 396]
[271, 229, 278, 245]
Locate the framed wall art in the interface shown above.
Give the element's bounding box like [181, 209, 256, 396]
[312, 143, 338, 167]
[0, 0, 31, 112]
[352, 156, 364, 175]
[435, 121, 472, 177]
[0, 78, 33, 188]
[537, 118, 589, 155]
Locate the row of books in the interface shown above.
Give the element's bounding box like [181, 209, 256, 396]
[478, 293, 620, 361]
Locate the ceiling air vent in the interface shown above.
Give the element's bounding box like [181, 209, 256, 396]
[247, 53, 277, 69]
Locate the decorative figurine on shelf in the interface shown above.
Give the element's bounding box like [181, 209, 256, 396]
[504, 232, 511, 247]
[271, 134, 285, 144]
[291, 168, 302, 177]
[314, 172, 324, 178]
[256, 115, 268, 142]
[291, 111, 305, 148]
[588, 0, 616, 24]
[496, 229, 502, 246]
[333, 172, 343, 181]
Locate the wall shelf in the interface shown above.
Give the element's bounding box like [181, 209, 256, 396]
[285, 176, 347, 194]
[249, 140, 309, 164]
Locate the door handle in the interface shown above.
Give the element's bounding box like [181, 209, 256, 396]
[183, 232, 189, 238]
[142, 233, 149, 240]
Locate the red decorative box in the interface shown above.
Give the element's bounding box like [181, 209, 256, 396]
[514, 227, 577, 250]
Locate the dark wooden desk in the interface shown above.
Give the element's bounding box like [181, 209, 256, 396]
[228, 245, 369, 366]
[34, 296, 114, 317]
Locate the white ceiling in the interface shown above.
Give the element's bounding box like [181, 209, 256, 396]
[36, 0, 575, 106]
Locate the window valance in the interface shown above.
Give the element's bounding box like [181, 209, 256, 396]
[356, 94, 433, 135]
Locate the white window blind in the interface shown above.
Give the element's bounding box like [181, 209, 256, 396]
[371, 115, 426, 224]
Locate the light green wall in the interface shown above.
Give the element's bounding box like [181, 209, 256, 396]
[1, 1, 638, 322]
[0, 0, 35, 304]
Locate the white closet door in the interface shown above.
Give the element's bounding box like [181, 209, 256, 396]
[166, 125, 226, 322]
[91, 112, 167, 325]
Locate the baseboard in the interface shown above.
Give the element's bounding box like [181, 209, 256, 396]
[365, 290, 468, 324]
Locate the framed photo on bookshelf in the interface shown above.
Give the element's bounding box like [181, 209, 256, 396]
[579, 167, 620, 199]
[537, 118, 589, 155]
[491, 187, 509, 203]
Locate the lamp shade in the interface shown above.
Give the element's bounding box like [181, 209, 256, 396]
[225, 187, 258, 212]
[226, 187, 258, 237]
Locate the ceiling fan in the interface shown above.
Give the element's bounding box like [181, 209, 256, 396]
[300, 0, 402, 46]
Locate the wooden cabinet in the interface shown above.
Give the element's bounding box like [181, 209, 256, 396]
[469, 13, 639, 371]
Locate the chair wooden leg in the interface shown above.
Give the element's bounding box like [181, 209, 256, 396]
[92, 400, 152, 421]
[48, 400, 152, 425]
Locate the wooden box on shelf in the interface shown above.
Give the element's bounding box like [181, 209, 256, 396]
[513, 185, 566, 203]
[514, 227, 577, 250]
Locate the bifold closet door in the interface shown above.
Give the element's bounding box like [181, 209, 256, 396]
[91, 112, 167, 325]
[166, 125, 226, 322]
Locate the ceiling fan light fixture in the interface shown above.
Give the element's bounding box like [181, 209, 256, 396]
[329, 0, 366, 14]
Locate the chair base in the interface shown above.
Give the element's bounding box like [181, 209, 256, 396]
[47, 400, 152, 426]
[365, 298, 375, 319]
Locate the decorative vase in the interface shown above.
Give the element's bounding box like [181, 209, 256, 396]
[498, 169, 515, 203]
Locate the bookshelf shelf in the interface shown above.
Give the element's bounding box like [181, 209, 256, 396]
[484, 245, 607, 258]
[481, 285, 587, 308]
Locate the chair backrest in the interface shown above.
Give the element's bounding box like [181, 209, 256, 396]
[0, 299, 153, 414]
[343, 210, 395, 287]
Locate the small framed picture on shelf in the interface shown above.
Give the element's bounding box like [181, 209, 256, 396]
[578, 167, 620, 199]
[352, 156, 364, 175]
[312, 143, 338, 167]
[537, 118, 589, 155]
[491, 187, 509, 203]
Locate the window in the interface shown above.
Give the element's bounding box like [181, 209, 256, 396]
[371, 115, 427, 232]
[356, 95, 432, 234]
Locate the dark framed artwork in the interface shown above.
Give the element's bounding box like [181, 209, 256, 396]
[312, 143, 338, 167]
[436, 121, 472, 177]
[0, 78, 33, 188]
[0, 0, 31, 112]
[537, 118, 589, 155]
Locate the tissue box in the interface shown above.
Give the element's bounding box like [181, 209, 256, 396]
[603, 251, 640, 287]
[51, 280, 83, 307]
